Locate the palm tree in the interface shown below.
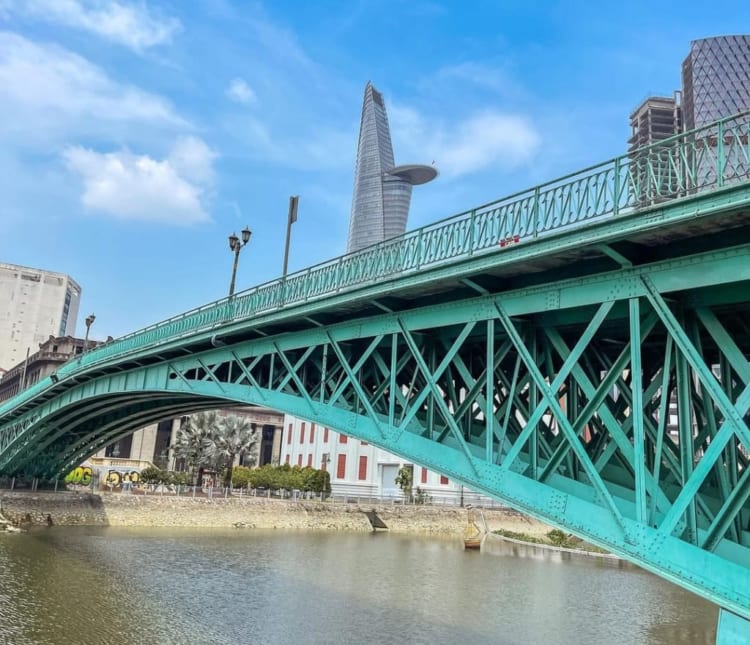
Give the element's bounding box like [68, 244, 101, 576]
[171, 411, 221, 486]
[209, 415, 259, 488]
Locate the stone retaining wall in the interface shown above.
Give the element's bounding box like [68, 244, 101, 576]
[0, 491, 552, 535]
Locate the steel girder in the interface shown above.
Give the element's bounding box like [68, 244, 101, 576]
[1, 244, 750, 623]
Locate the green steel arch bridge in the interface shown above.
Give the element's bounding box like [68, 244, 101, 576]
[3, 112, 750, 641]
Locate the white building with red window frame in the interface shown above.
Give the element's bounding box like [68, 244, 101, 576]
[280, 414, 493, 504]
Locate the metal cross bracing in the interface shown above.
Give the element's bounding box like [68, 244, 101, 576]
[2, 112, 750, 638]
[2, 109, 749, 419]
[2, 241, 750, 622]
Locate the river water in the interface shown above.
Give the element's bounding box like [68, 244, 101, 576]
[0, 527, 717, 644]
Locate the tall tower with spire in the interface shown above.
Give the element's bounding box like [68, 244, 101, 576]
[346, 82, 437, 253]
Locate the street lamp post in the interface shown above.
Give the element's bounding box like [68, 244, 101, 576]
[83, 313, 96, 353]
[282, 195, 299, 278]
[228, 226, 252, 296]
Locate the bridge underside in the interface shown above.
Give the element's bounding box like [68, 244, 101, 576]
[3, 111, 750, 636]
[2, 231, 750, 622]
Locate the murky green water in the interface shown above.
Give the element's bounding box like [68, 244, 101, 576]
[0, 527, 716, 644]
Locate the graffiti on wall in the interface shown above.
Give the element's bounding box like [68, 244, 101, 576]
[64, 466, 92, 486]
[104, 470, 140, 486]
[64, 465, 142, 487]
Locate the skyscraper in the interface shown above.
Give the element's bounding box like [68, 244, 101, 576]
[628, 94, 682, 152]
[682, 35, 750, 131]
[346, 82, 437, 253]
[0, 262, 81, 372]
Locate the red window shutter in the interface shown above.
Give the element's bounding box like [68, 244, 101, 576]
[421, 467, 428, 484]
[358, 456, 368, 480]
[297, 454, 303, 467]
[309, 423, 315, 442]
[285, 454, 290, 464]
[300, 422, 306, 444]
[324, 427, 329, 442]
[440, 475, 449, 485]
[336, 454, 346, 479]
[287, 423, 292, 444]
[339, 434, 348, 444]
[307, 454, 313, 467]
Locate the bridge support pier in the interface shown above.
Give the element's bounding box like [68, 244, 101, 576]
[716, 609, 750, 645]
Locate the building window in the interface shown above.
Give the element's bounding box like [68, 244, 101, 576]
[297, 454, 303, 467]
[300, 422, 306, 444]
[339, 434, 348, 444]
[309, 423, 315, 443]
[421, 467, 428, 484]
[324, 427, 329, 442]
[307, 454, 313, 468]
[336, 454, 347, 479]
[440, 475, 449, 485]
[285, 455, 290, 465]
[361, 440, 368, 446]
[287, 423, 292, 444]
[358, 456, 368, 481]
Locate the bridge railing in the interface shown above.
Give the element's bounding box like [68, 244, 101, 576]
[2, 110, 749, 418]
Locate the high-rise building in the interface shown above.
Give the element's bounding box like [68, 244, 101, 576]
[628, 95, 683, 206]
[0, 262, 81, 372]
[628, 94, 682, 152]
[682, 35, 750, 131]
[346, 82, 437, 253]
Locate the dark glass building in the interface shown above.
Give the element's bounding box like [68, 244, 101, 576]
[346, 82, 437, 253]
[682, 35, 750, 130]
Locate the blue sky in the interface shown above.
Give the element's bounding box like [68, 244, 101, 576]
[0, 0, 745, 339]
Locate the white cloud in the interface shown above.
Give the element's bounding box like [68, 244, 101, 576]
[227, 78, 256, 105]
[169, 136, 217, 186]
[0, 32, 185, 143]
[390, 104, 540, 178]
[4, 0, 180, 52]
[64, 137, 217, 224]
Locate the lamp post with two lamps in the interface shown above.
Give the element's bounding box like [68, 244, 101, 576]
[228, 226, 252, 297]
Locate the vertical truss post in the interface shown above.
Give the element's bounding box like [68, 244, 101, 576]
[485, 318, 494, 462]
[427, 341, 436, 440]
[649, 337, 673, 526]
[320, 344, 329, 403]
[389, 334, 397, 428]
[529, 330, 538, 479]
[630, 297, 647, 523]
[675, 336, 698, 543]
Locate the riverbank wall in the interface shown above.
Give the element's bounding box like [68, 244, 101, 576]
[0, 491, 552, 536]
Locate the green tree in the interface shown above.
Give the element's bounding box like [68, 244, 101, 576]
[140, 466, 165, 484]
[394, 465, 413, 502]
[209, 415, 259, 488]
[171, 411, 221, 486]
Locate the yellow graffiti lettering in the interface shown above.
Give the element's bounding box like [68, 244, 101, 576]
[65, 466, 92, 485]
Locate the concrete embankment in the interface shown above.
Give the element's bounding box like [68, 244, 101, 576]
[0, 491, 553, 536]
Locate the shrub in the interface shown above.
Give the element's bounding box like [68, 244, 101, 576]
[170, 471, 190, 486]
[231, 466, 253, 488]
[140, 466, 166, 484]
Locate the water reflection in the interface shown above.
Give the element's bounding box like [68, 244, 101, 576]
[0, 528, 717, 644]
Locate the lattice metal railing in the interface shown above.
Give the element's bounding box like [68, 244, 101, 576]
[2, 110, 749, 417]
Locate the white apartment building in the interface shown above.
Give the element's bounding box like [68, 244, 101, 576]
[0, 262, 81, 372]
[280, 415, 491, 505]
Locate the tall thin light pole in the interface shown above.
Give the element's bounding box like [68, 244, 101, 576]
[282, 195, 299, 278]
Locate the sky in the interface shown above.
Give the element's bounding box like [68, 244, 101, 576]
[0, 0, 746, 340]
